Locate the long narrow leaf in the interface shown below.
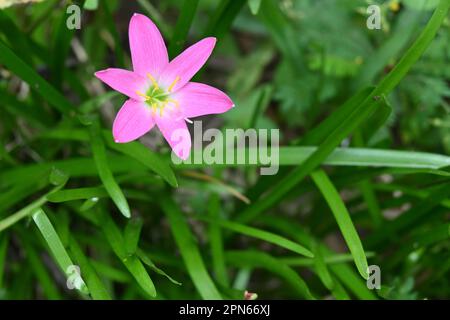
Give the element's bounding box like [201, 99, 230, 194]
[311, 170, 369, 279]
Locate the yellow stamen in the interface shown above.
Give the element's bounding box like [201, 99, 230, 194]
[159, 105, 164, 116]
[136, 90, 150, 101]
[147, 73, 159, 89]
[168, 76, 180, 92]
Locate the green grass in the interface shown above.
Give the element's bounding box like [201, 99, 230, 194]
[0, 0, 449, 300]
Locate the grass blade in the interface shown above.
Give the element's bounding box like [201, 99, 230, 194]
[124, 218, 143, 255]
[0, 39, 73, 114]
[225, 250, 314, 299]
[137, 249, 182, 286]
[32, 209, 88, 294]
[68, 236, 111, 300]
[101, 214, 156, 297]
[161, 196, 222, 299]
[168, 0, 200, 57]
[199, 217, 314, 258]
[311, 170, 369, 279]
[207, 194, 229, 286]
[89, 122, 131, 218]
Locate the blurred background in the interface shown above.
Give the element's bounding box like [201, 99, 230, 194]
[0, 0, 449, 300]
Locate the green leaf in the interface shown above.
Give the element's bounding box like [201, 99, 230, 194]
[41, 128, 450, 169]
[124, 218, 143, 255]
[199, 217, 314, 258]
[207, 194, 229, 286]
[225, 250, 315, 299]
[32, 209, 88, 294]
[204, 0, 246, 39]
[168, 0, 200, 57]
[0, 39, 73, 114]
[89, 122, 131, 218]
[248, 0, 262, 15]
[47, 187, 108, 203]
[101, 214, 156, 297]
[161, 196, 222, 299]
[311, 170, 369, 280]
[312, 242, 334, 291]
[68, 236, 111, 300]
[136, 249, 182, 286]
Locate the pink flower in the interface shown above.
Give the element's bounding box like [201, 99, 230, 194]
[95, 13, 234, 160]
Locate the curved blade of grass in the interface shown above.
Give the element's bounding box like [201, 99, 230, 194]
[329, 262, 376, 300]
[161, 196, 222, 299]
[312, 242, 334, 290]
[89, 122, 130, 218]
[311, 170, 369, 279]
[0, 39, 73, 114]
[101, 214, 156, 297]
[300, 87, 374, 146]
[280, 252, 375, 267]
[207, 194, 229, 286]
[353, 8, 423, 88]
[181, 147, 450, 169]
[68, 236, 111, 300]
[32, 209, 88, 294]
[136, 249, 182, 286]
[124, 218, 143, 255]
[225, 250, 314, 299]
[47, 187, 108, 203]
[199, 217, 313, 258]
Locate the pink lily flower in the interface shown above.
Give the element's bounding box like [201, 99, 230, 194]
[95, 13, 234, 160]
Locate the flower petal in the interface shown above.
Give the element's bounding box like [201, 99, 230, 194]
[95, 68, 148, 101]
[113, 99, 155, 143]
[174, 82, 234, 118]
[129, 13, 169, 77]
[159, 37, 216, 92]
[155, 116, 191, 160]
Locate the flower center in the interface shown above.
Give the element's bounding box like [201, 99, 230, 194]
[136, 73, 180, 117]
